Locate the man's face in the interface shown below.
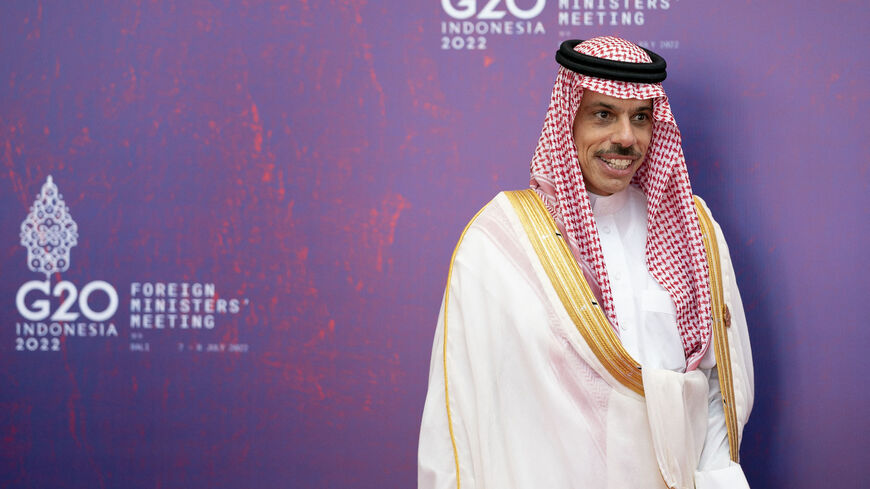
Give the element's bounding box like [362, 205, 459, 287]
[572, 90, 654, 196]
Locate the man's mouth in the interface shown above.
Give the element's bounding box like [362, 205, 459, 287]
[599, 156, 634, 171]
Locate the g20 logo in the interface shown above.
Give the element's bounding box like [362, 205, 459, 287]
[16, 280, 119, 322]
[441, 0, 546, 19]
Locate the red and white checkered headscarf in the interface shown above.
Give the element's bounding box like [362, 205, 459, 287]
[530, 36, 712, 369]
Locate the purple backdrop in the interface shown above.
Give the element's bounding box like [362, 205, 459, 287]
[1, 1, 868, 488]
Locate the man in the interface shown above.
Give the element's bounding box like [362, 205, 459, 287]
[418, 37, 754, 488]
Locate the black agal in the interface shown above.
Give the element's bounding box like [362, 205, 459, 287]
[555, 39, 667, 83]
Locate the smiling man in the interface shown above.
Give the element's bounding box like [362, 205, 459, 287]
[419, 37, 754, 488]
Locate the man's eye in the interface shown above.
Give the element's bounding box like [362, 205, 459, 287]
[595, 111, 610, 119]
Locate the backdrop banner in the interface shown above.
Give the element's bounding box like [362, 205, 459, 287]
[1, 2, 868, 488]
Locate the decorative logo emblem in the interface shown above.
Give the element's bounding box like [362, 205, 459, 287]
[19, 176, 78, 277]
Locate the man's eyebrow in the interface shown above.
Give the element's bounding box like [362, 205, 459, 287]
[588, 102, 617, 111]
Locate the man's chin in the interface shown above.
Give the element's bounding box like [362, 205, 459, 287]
[593, 179, 633, 196]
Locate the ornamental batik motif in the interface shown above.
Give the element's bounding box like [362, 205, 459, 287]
[20, 176, 79, 278]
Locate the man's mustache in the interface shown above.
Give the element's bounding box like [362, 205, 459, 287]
[595, 146, 642, 158]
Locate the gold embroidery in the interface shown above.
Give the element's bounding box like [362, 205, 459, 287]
[505, 190, 740, 463]
[693, 196, 740, 463]
[505, 189, 644, 395]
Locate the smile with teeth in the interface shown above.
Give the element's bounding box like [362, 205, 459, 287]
[599, 156, 634, 170]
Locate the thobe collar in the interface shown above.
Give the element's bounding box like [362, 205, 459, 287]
[587, 187, 630, 217]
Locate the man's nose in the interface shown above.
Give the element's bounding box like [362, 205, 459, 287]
[610, 117, 636, 147]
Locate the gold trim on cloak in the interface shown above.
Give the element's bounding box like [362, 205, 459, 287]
[504, 189, 645, 395]
[504, 189, 740, 461]
[693, 195, 740, 463]
[442, 202, 490, 489]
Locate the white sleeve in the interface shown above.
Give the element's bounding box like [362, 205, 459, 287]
[418, 249, 488, 489]
[418, 297, 465, 489]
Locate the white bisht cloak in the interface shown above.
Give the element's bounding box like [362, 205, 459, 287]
[418, 192, 753, 489]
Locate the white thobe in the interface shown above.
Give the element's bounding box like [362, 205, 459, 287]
[587, 186, 748, 484]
